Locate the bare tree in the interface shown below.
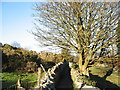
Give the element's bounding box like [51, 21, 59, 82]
[33, 2, 119, 75]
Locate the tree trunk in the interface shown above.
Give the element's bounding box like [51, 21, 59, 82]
[78, 53, 89, 76]
[81, 65, 89, 76]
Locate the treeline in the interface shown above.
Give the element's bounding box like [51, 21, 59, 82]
[2, 43, 41, 73]
[1, 43, 76, 73]
[1, 43, 119, 73]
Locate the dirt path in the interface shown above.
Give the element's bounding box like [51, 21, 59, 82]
[55, 64, 73, 89]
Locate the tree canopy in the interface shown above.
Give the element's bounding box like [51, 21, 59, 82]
[33, 2, 119, 75]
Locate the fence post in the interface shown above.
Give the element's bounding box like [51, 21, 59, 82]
[17, 79, 21, 90]
[16, 79, 25, 90]
[37, 67, 42, 86]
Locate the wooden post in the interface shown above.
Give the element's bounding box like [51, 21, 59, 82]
[17, 79, 21, 90]
[37, 67, 42, 86]
[16, 79, 25, 90]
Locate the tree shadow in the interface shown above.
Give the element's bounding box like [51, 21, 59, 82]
[89, 72, 119, 90]
[103, 68, 114, 80]
[89, 58, 120, 90]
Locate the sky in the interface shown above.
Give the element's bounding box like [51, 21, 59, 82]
[1, 2, 47, 52]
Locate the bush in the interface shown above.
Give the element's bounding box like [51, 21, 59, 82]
[78, 75, 96, 86]
[2, 44, 41, 73]
[15, 61, 38, 73]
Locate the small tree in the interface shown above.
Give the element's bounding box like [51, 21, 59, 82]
[33, 2, 119, 75]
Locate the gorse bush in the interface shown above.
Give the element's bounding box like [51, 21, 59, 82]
[1, 43, 75, 73]
[2, 44, 41, 73]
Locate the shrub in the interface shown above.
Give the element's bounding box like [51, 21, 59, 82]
[78, 75, 96, 86]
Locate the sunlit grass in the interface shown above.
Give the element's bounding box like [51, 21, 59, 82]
[1, 72, 38, 88]
[89, 66, 120, 87]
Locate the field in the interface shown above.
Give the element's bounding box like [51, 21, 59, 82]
[1, 65, 120, 89]
[89, 65, 120, 88]
[1, 72, 38, 89]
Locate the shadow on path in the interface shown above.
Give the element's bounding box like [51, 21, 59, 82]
[55, 64, 73, 90]
[90, 73, 119, 90]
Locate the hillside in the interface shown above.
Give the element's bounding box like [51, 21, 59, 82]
[1, 43, 75, 73]
[1, 43, 42, 73]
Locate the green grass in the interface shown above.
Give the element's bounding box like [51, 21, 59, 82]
[1, 66, 119, 89]
[89, 66, 120, 87]
[0, 72, 38, 89]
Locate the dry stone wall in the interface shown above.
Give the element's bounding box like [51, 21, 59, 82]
[36, 61, 100, 90]
[37, 60, 68, 90]
[69, 62, 100, 90]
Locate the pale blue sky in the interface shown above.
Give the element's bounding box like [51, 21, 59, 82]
[1, 2, 44, 52]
